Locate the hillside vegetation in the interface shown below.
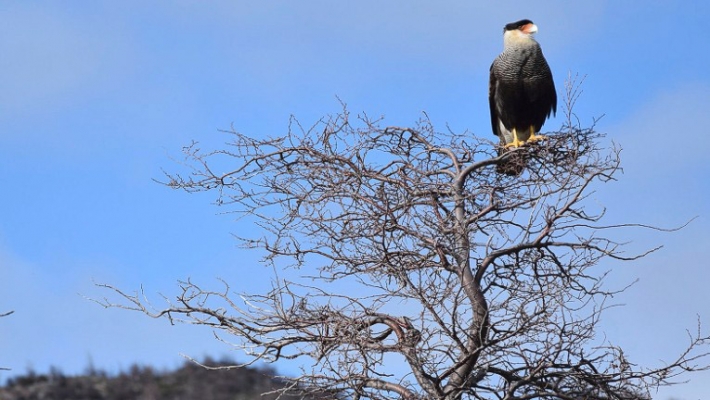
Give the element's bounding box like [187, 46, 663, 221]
[0, 358, 322, 400]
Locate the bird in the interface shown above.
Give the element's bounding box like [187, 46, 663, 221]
[489, 19, 557, 175]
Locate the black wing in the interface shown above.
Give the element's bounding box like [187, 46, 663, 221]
[488, 60, 502, 140]
[521, 48, 557, 131]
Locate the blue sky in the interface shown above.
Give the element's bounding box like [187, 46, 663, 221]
[1, 1, 709, 398]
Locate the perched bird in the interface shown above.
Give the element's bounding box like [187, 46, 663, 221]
[489, 19, 557, 175]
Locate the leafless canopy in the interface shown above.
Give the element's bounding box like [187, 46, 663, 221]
[97, 82, 709, 399]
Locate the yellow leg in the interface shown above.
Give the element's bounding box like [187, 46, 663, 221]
[504, 128, 527, 148]
[526, 126, 547, 143]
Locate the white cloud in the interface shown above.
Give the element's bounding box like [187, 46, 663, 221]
[615, 83, 710, 168]
[602, 82, 710, 224]
[595, 83, 710, 398]
[0, 4, 136, 119]
[0, 243, 231, 380]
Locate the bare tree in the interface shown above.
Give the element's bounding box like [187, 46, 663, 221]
[97, 80, 709, 399]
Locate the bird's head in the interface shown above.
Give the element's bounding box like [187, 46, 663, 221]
[503, 19, 538, 46]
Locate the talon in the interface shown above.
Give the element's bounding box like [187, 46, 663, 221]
[504, 138, 526, 148]
[526, 133, 547, 143]
[504, 128, 526, 148]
